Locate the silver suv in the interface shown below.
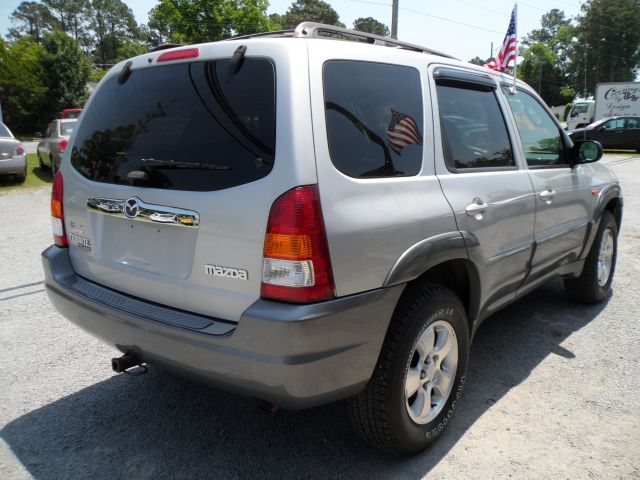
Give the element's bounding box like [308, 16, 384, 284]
[42, 23, 622, 455]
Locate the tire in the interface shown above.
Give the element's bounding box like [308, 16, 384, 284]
[564, 210, 618, 303]
[348, 284, 470, 455]
[38, 153, 47, 170]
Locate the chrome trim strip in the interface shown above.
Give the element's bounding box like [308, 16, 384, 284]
[87, 197, 200, 227]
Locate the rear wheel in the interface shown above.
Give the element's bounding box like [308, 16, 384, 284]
[348, 284, 470, 455]
[38, 153, 47, 170]
[565, 210, 617, 303]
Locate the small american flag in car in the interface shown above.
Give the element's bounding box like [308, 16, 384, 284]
[387, 109, 422, 154]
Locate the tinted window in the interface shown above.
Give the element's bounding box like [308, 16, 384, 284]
[323, 61, 423, 178]
[71, 59, 275, 192]
[604, 119, 625, 129]
[436, 84, 514, 170]
[0, 123, 11, 137]
[503, 88, 566, 167]
[60, 122, 76, 136]
[627, 118, 640, 129]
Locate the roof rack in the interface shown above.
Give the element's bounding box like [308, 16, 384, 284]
[227, 22, 457, 60]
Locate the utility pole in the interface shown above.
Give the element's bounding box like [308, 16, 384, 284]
[391, 0, 399, 39]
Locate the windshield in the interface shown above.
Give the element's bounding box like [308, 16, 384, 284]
[71, 58, 276, 192]
[570, 102, 591, 117]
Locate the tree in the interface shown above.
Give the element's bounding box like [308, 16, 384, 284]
[8, 1, 57, 42]
[468, 56, 492, 66]
[353, 17, 389, 36]
[89, 0, 139, 65]
[568, 0, 640, 96]
[0, 36, 47, 133]
[38, 31, 91, 120]
[518, 43, 572, 106]
[279, 0, 345, 29]
[147, 0, 272, 45]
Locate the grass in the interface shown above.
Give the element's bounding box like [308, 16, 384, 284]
[0, 153, 54, 194]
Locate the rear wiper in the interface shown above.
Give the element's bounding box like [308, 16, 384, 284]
[140, 158, 232, 170]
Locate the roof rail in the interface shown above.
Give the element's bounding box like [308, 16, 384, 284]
[227, 22, 457, 59]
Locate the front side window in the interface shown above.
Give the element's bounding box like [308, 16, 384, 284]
[323, 61, 423, 178]
[503, 88, 566, 167]
[436, 83, 514, 170]
[603, 119, 625, 129]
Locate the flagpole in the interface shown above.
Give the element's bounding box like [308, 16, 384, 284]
[511, 3, 518, 93]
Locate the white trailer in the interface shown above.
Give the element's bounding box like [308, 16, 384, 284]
[566, 82, 640, 130]
[594, 82, 640, 120]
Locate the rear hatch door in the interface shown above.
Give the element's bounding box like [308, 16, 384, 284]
[62, 46, 289, 322]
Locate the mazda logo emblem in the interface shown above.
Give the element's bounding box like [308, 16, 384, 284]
[124, 198, 140, 219]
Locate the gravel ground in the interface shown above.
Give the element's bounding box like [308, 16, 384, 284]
[1, 156, 639, 479]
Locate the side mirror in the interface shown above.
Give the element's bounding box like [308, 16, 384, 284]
[571, 140, 603, 166]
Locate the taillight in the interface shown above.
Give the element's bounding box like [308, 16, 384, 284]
[157, 48, 199, 63]
[51, 171, 68, 247]
[261, 185, 335, 303]
[15, 143, 24, 156]
[59, 139, 68, 153]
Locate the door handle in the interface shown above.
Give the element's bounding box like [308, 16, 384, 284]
[539, 188, 556, 204]
[465, 198, 489, 220]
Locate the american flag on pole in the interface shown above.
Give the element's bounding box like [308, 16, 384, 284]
[486, 6, 517, 73]
[387, 109, 422, 155]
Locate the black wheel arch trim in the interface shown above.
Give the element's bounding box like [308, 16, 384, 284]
[383, 231, 483, 322]
[579, 184, 622, 261]
[383, 232, 469, 287]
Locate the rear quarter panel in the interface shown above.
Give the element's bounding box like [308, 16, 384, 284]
[307, 42, 458, 296]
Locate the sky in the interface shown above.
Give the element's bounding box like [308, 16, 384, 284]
[0, 0, 584, 62]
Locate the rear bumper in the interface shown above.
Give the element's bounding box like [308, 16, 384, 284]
[43, 246, 404, 408]
[0, 155, 26, 175]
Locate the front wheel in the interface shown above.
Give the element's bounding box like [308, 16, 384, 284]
[565, 210, 618, 303]
[348, 284, 470, 455]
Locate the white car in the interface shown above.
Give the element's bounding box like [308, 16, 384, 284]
[0, 122, 27, 182]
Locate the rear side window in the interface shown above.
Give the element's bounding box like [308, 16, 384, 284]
[323, 61, 423, 178]
[628, 118, 640, 129]
[436, 84, 514, 170]
[71, 59, 275, 192]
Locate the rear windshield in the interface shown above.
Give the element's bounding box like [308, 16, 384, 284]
[71, 58, 276, 191]
[61, 122, 76, 136]
[0, 124, 11, 137]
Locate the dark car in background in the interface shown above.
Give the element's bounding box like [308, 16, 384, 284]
[37, 118, 77, 173]
[568, 116, 640, 151]
[0, 122, 27, 182]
